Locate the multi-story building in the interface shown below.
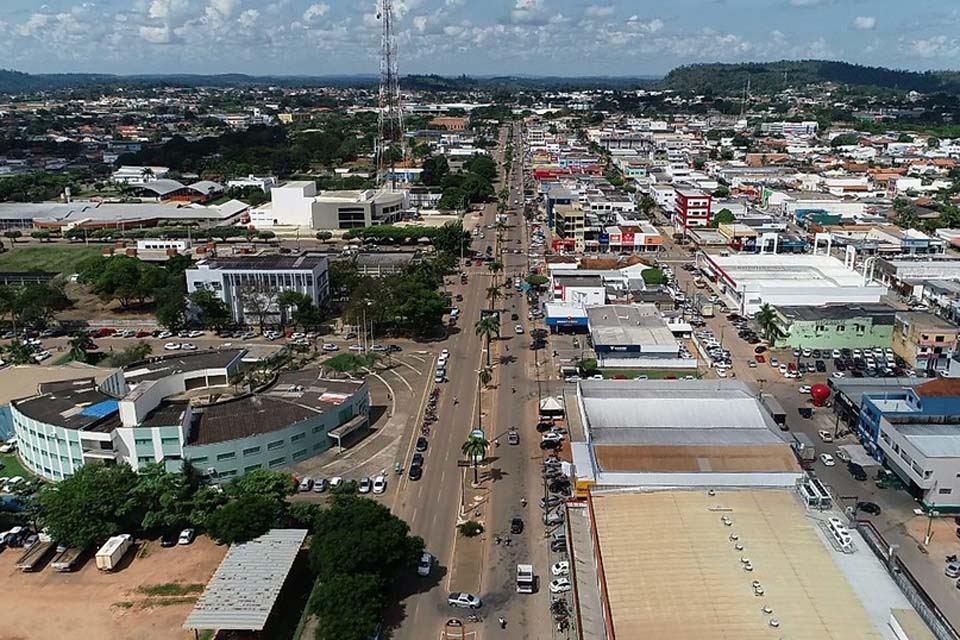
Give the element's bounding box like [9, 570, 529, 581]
[892, 312, 959, 372]
[255, 182, 407, 229]
[772, 303, 897, 350]
[10, 350, 369, 483]
[673, 187, 713, 235]
[759, 121, 819, 137]
[186, 255, 329, 326]
[553, 204, 585, 253]
[587, 305, 695, 370]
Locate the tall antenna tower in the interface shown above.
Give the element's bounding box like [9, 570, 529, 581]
[376, 0, 404, 189]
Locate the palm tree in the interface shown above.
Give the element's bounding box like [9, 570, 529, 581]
[478, 366, 493, 389]
[488, 260, 503, 281]
[754, 303, 782, 345]
[461, 434, 489, 486]
[486, 285, 502, 311]
[69, 332, 94, 363]
[475, 315, 499, 368]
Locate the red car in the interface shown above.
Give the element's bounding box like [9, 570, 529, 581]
[755, 354, 766, 363]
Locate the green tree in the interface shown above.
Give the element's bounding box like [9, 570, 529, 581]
[36, 464, 141, 549]
[641, 268, 665, 286]
[525, 274, 548, 289]
[316, 231, 333, 242]
[108, 341, 152, 368]
[226, 468, 297, 503]
[156, 290, 188, 331]
[3, 230, 22, 243]
[485, 285, 501, 311]
[133, 462, 199, 531]
[754, 303, 782, 344]
[69, 331, 95, 363]
[437, 187, 468, 211]
[711, 208, 736, 228]
[205, 494, 279, 544]
[478, 366, 493, 389]
[461, 433, 489, 486]
[309, 495, 423, 583]
[189, 289, 231, 329]
[475, 315, 499, 368]
[4, 339, 38, 365]
[30, 230, 52, 242]
[311, 574, 384, 640]
[420, 155, 449, 186]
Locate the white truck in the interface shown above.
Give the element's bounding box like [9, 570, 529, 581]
[95, 534, 133, 571]
[516, 563, 535, 594]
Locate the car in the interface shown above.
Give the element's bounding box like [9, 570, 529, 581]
[507, 431, 520, 445]
[160, 529, 179, 547]
[802, 348, 812, 358]
[799, 385, 812, 394]
[178, 528, 196, 545]
[549, 578, 572, 594]
[820, 453, 835, 467]
[372, 475, 387, 494]
[348, 344, 366, 352]
[321, 343, 339, 352]
[848, 463, 867, 481]
[832, 371, 845, 379]
[408, 465, 423, 481]
[447, 592, 482, 609]
[434, 371, 445, 383]
[416, 436, 428, 452]
[298, 477, 314, 492]
[515, 325, 524, 335]
[511, 517, 524, 534]
[418, 551, 434, 577]
[329, 476, 343, 489]
[541, 432, 563, 443]
[313, 478, 328, 493]
[815, 360, 827, 372]
[754, 345, 767, 354]
[835, 448, 851, 463]
[358, 477, 372, 493]
[947, 561, 960, 579]
[551, 561, 570, 577]
[550, 537, 567, 553]
[371, 344, 388, 352]
[181, 343, 197, 351]
[755, 354, 766, 363]
[164, 342, 181, 351]
[540, 495, 563, 510]
[818, 429, 834, 443]
[857, 501, 881, 516]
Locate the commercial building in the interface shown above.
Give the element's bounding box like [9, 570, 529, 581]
[699, 253, 887, 315]
[10, 350, 369, 483]
[573, 489, 917, 640]
[892, 312, 959, 372]
[0, 200, 249, 231]
[759, 120, 819, 136]
[552, 273, 606, 308]
[772, 303, 897, 349]
[674, 186, 713, 235]
[873, 258, 960, 295]
[255, 181, 407, 229]
[567, 380, 802, 492]
[587, 305, 695, 369]
[186, 255, 329, 327]
[553, 204, 585, 252]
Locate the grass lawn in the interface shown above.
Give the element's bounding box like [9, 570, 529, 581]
[0, 453, 33, 479]
[0, 244, 103, 275]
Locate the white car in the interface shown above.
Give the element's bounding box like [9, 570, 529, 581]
[164, 342, 181, 351]
[348, 344, 366, 352]
[832, 371, 845, 379]
[178, 528, 196, 545]
[181, 343, 197, 351]
[372, 475, 387, 494]
[321, 343, 339, 352]
[831, 349, 842, 359]
[290, 332, 305, 340]
[33, 351, 51, 362]
[157, 331, 173, 340]
[188, 330, 204, 338]
[818, 429, 834, 443]
[549, 578, 572, 594]
[358, 477, 372, 494]
[417, 551, 433, 576]
[820, 453, 836, 467]
[799, 385, 812, 394]
[515, 325, 524, 335]
[835, 448, 851, 463]
[328, 476, 343, 489]
[551, 561, 570, 577]
[541, 432, 564, 443]
[447, 592, 482, 609]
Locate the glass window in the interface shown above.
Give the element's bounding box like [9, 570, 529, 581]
[292, 448, 308, 460]
[243, 446, 261, 456]
[268, 456, 286, 468]
[267, 440, 284, 450]
[190, 456, 208, 464]
[244, 464, 261, 473]
[291, 433, 305, 442]
[216, 451, 236, 461]
[939, 487, 953, 495]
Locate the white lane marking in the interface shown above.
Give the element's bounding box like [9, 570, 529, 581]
[387, 367, 414, 393]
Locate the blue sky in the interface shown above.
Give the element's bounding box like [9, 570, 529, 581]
[1, 0, 960, 76]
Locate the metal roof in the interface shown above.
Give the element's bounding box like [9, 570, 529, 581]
[184, 529, 307, 631]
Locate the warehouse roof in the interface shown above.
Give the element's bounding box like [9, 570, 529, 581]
[587, 304, 676, 348]
[185, 529, 307, 631]
[13, 378, 120, 432]
[588, 490, 892, 640]
[123, 349, 244, 384]
[195, 254, 327, 271]
[777, 303, 897, 324]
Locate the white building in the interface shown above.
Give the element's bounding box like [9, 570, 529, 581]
[226, 175, 279, 192]
[587, 305, 696, 369]
[111, 165, 170, 184]
[255, 182, 407, 230]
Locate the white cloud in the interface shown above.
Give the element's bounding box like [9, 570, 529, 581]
[509, 0, 550, 25]
[585, 5, 616, 18]
[852, 16, 876, 31]
[139, 24, 174, 43]
[303, 3, 330, 22]
[238, 9, 260, 28]
[17, 13, 51, 37]
[906, 35, 960, 59]
[788, 0, 826, 6]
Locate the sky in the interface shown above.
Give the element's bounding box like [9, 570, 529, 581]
[1, 0, 960, 77]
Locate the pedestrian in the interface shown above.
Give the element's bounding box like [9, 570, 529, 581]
[521, 497, 527, 507]
[498, 616, 507, 629]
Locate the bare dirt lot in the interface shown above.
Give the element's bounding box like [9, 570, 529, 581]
[0, 536, 225, 640]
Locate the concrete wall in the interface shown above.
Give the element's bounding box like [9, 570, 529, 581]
[777, 318, 894, 350]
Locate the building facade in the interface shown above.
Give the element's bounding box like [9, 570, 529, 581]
[892, 312, 959, 372]
[773, 304, 896, 349]
[674, 187, 713, 235]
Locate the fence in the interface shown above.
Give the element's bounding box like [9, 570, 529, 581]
[856, 520, 960, 640]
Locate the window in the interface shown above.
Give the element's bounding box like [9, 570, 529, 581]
[244, 464, 261, 473]
[267, 439, 284, 451]
[219, 469, 237, 478]
[292, 448, 308, 460]
[939, 487, 953, 495]
[190, 456, 208, 464]
[161, 437, 179, 445]
[291, 433, 305, 442]
[216, 451, 236, 461]
[242, 446, 261, 456]
[936, 335, 945, 342]
[313, 425, 324, 434]
[268, 456, 286, 468]
[135, 438, 152, 446]
[137, 456, 154, 464]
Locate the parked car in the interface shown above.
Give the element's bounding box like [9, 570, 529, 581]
[178, 528, 196, 545]
[416, 436, 428, 452]
[372, 475, 387, 495]
[358, 477, 372, 494]
[511, 517, 524, 534]
[447, 592, 482, 609]
[408, 465, 423, 481]
[163, 342, 181, 351]
[551, 561, 570, 577]
[820, 453, 835, 467]
[507, 431, 520, 445]
[817, 430, 833, 443]
[857, 501, 881, 516]
[298, 477, 314, 492]
[549, 578, 572, 594]
[160, 529, 179, 548]
[313, 478, 328, 493]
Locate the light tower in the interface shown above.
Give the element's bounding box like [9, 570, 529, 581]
[376, 0, 405, 189]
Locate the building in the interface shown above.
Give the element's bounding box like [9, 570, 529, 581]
[567, 380, 802, 492]
[587, 305, 695, 369]
[553, 204, 585, 252]
[429, 116, 467, 131]
[673, 186, 713, 235]
[551, 273, 606, 308]
[0, 200, 249, 231]
[226, 175, 279, 192]
[186, 255, 329, 326]
[571, 489, 919, 640]
[111, 165, 170, 184]
[830, 376, 926, 433]
[772, 303, 897, 349]
[10, 350, 369, 483]
[873, 258, 960, 295]
[257, 182, 407, 229]
[131, 179, 224, 204]
[700, 253, 887, 315]
[892, 312, 959, 372]
[759, 120, 819, 136]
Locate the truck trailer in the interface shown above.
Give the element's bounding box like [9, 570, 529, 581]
[50, 546, 86, 572]
[792, 433, 816, 465]
[15, 537, 56, 572]
[95, 534, 133, 571]
[516, 563, 535, 594]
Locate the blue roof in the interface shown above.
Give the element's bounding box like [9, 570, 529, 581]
[81, 399, 119, 418]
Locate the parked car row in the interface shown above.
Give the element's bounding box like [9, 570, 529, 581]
[296, 474, 388, 495]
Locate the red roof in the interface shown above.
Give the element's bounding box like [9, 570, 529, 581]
[915, 378, 960, 398]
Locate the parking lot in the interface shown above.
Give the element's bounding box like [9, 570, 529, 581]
[0, 534, 225, 640]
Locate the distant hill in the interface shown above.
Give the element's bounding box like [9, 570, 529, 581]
[660, 60, 960, 95]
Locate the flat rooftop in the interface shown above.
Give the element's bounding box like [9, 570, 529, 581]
[13, 378, 120, 433]
[0, 363, 118, 406]
[587, 304, 676, 348]
[590, 490, 889, 640]
[554, 274, 603, 288]
[191, 372, 364, 445]
[194, 255, 327, 271]
[778, 303, 897, 324]
[707, 253, 871, 289]
[123, 349, 244, 383]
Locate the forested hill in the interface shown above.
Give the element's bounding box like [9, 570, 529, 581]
[661, 60, 960, 95]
